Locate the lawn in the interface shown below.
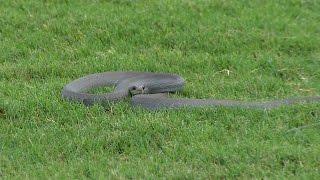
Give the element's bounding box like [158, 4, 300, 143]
[0, 0, 320, 178]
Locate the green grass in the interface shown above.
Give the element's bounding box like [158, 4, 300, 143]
[1, 0, 320, 178]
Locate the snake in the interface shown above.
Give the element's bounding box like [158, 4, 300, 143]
[62, 72, 320, 110]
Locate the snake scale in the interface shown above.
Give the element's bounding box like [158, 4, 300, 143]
[62, 72, 320, 110]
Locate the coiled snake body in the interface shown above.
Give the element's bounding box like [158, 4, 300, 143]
[62, 72, 320, 110]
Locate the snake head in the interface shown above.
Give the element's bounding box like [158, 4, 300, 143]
[129, 85, 149, 95]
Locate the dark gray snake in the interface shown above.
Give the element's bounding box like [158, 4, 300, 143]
[62, 72, 320, 110]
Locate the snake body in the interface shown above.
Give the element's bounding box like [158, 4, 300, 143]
[62, 72, 320, 110]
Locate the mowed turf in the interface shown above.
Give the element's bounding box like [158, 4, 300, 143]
[0, 0, 320, 178]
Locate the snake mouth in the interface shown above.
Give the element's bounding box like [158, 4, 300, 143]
[129, 86, 146, 95]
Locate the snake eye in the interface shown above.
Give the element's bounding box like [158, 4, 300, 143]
[131, 86, 136, 90]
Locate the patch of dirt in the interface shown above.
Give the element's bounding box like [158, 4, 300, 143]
[0, 108, 5, 118]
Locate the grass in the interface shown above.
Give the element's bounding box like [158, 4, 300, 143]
[0, 0, 320, 178]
